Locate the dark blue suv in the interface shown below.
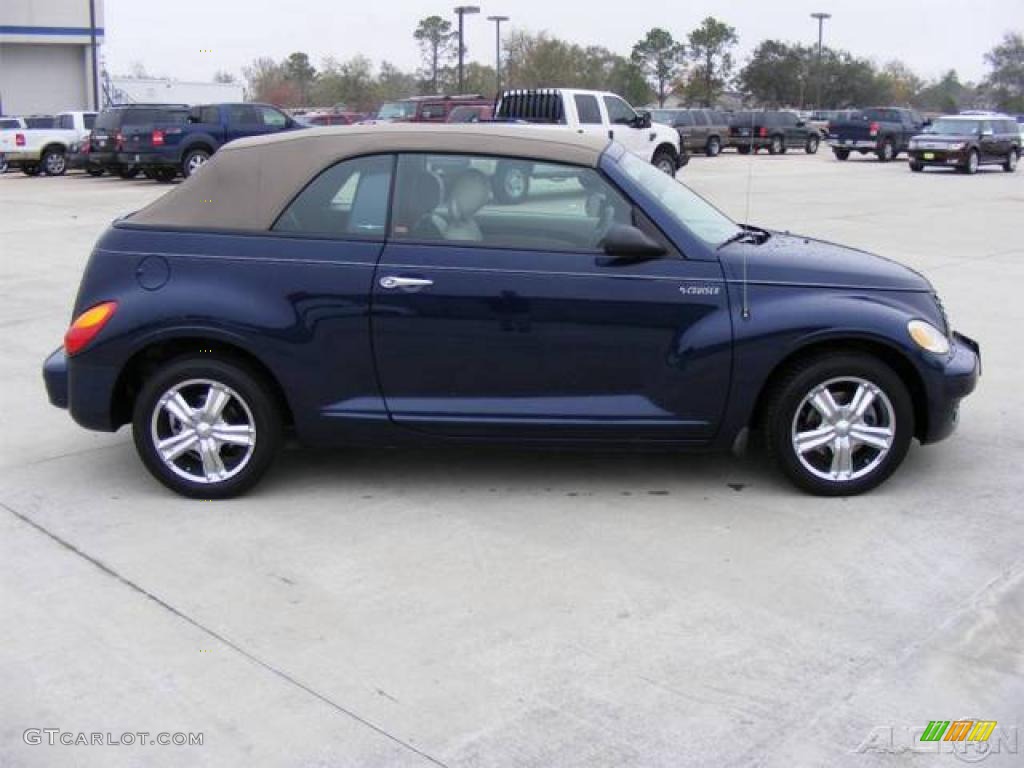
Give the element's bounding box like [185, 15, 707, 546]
[43, 125, 980, 498]
[120, 102, 302, 182]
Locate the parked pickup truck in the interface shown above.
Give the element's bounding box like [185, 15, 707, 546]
[126, 102, 303, 181]
[827, 107, 929, 162]
[0, 111, 96, 176]
[494, 88, 685, 183]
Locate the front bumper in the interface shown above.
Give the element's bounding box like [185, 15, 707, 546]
[909, 148, 967, 167]
[921, 331, 980, 444]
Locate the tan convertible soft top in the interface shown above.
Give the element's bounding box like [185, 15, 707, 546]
[128, 123, 610, 232]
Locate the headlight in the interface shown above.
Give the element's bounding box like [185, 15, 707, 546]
[908, 319, 950, 355]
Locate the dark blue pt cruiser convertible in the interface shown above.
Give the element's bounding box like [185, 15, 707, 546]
[43, 124, 980, 497]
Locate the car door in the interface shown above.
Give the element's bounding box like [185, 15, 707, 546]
[572, 93, 607, 144]
[602, 95, 648, 157]
[370, 152, 731, 441]
[225, 104, 265, 142]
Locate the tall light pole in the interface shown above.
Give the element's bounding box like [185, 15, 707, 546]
[810, 12, 831, 110]
[88, 0, 99, 109]
[487, 15, 510, 95]
[454, 6, 480, 94]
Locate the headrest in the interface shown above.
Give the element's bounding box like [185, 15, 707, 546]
[400, 170, 443, 225]
[448, 170, 491, 222]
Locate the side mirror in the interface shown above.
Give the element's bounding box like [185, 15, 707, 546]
[923, 119, 932, 127]
[796, 119, 806, 127]
[635, 111, 652, 129]
[600, 224, 666, 262]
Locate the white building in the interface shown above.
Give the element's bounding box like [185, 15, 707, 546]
[0, 0, 104, 116]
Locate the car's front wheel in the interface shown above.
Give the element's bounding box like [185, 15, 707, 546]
[763, 353, 913, 496]
[805, 135, 820, 154]
[22, 163, 41, 176]
[960, 149, 979, 175]
[652, 148, 678, 176]
[909, 161, 924, 172]
[132, 357, 282, 498]
[768, 135, 784, 155]
[706, 136, 721, 156]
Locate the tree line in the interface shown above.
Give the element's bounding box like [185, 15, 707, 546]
[240, 20, 1023, 114]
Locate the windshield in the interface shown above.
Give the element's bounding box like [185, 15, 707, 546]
[376, 101, 417, 120]
[617, 151, 741, 247]
[926, 118, 981, 134]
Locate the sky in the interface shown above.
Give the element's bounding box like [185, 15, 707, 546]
[102, 0, 1019, 85]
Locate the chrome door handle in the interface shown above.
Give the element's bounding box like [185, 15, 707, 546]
[379, 276, 434, 290]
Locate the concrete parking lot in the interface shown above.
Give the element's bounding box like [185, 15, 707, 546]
[1, 152, 1022, 767]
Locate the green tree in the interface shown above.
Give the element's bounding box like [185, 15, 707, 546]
[310, 56, 376, 111]
[213, 70, 237, 84]
[631, 28, 686, 107]
[376, 61, 419, 102]
[916, 70, 974, 113]
[243, 57, 299, 105]
[414, 15, 457, 93]
[983, 32, 1024, 112]
[875, 60, 923, 106]
[737, 40, 809, 106]
[283, 52, 317, 104]
[686, 17, 738, 107]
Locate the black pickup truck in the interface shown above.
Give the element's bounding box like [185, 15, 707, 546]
[827, 107, 929, 162]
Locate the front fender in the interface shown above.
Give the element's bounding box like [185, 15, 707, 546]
[715, 284, 941, 449]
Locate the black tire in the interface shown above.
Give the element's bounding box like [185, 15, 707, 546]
[41, 148, 68, 176]
[117, 166, 140, 179]
[22, 163, 42, 176]
[142, 168, 157, 180]
[652, 147, 678, 176]
[676, 149, 690, 168]
[153, 168, 178, 183]
[1004, 149, 1018, 173]
[877, 139, 895, 162]
[768, 135, 784, 155]
[833, 148, 850, 161]
[737, 144, 752, 155]
[182, 148, 212, 179]
[0, 156, 7, 174]
[86, 167, 104, 177]
[959, 149, 979, 175]
[909, 161, 924, 172]
[805, 135, 820, 154]
[132, 356, 283, 499]
[705, 136, 721, 157]
[762, 352, 913, 496]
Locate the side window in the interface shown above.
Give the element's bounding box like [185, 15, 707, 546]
[390, 153, 632, 252]
[84, 114, 96, 129]
[227, 105, 260, 127]
[260, 106, 289, 129]
[273, 155, 393, 239]
[574, 94, 602, 125]
[676, 112, 694, 126]
[57, 114, 74, 130]
[693, 111, 710, 126]
[603, 95, 637, 126]
[420, 103, 448, 120]
[199, 106, 220, 124]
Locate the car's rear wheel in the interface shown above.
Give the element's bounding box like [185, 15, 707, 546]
[737, 144, 752, 155]
[492, 161, 531, 204]
[153, 168, 178, 183]
[0, 156, 7, 174]
[86, 167, 104, 177]
[768, 135, 784, 155]
[132, 357, 282, 498]
[960, 149, 979, 175]
[763, 353, 913, 496]
[117, 166, 140, 179]
[22, 163, 41, 176]
[182, 149, 211, 179]
[805, 135, 820, 154]
[833, 148, 850, 161]
[1004, 149, 1018, 173]
[877, 139, 895, 162]
[706, 136, 721, 157]
[41, 148, 67, 176]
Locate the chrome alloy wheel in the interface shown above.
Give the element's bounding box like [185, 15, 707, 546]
[150, 379, 256, 484]
[790, 377, 896, 483]
[186, 152, 209, 175]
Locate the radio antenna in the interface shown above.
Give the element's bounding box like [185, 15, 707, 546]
[740, 109, 755, 321]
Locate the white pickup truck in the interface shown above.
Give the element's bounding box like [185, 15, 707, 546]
[499, 88, 681, 161]
[0, 111, 96, 176]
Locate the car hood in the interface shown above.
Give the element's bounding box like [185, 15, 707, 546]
[719, 232, 932, 292]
